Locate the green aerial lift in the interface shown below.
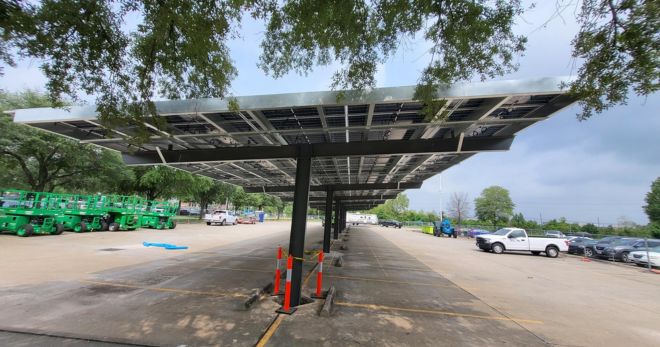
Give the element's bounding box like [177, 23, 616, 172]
[53, 194, 109, 232]
[100, 194, 143, 231]
[0, 190, 63, 237]
[139, 199, 179, 229]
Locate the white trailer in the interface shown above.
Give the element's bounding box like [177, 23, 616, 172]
[347, 213, 378, 225]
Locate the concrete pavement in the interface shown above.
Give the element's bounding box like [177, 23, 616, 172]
[1, 223, 658, 346]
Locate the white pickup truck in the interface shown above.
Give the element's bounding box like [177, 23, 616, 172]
[204, 210, 237, 226]
[476, 227, 568, 258]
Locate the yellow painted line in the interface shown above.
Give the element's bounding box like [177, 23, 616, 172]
[335, 302, 543, 324]
[80, 280, 248, 298]
[325, 274, 474, 290]
[255, 315, 285, 347]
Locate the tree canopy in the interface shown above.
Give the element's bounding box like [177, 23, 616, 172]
[643, 177, 660, 223]
[474, 186, 515, 227]
[0, 90, 130, 192]
[2, 0, 655, 140]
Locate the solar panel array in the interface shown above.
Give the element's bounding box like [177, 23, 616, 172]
[11, 78, 575, 210]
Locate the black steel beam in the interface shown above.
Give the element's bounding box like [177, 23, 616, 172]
[286, 147, 312, 310]
[323, 190, 333, 253]
[333, 200, 340, 240]
[123, 136, 514, 165]
[286, 194, 396, 202]
[245, 182, 422, 193]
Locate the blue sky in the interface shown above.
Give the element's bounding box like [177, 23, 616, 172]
[1, 2, 658, 225]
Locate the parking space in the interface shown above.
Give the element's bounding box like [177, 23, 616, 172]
[1, 223, 658, 346]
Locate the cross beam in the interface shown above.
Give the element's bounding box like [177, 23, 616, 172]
[285, 194, 397, 202]
[245, 182, 422, 193]
[122, 136, 514, 165]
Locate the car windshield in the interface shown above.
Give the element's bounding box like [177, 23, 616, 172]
[493, 228, 514, 236]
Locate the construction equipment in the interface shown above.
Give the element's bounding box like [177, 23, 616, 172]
[53, 194, 109, 232]
[0, 190, 63, 237]
[139, 199, 178, 229]
[433, 218, 457, 238]
[99, 194, 143, 231]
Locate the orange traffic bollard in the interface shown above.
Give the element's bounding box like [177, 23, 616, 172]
[276, 255, 296, 314]
[312, 252, 326, 298]
[273, 246, 283, 296]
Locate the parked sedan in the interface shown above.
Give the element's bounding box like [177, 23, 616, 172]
[567, 237, 596, 255]
[603, 239, 660, 262]
[598, 238, 641, 261]
[588, 236, 622, 258]
[379, 220, 402, 228]
[630, 246, 660, 268]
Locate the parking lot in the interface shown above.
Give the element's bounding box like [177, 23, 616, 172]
[1, 223, 659, 346]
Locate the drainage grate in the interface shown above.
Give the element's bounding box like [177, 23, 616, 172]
[98, 248, 124, 252]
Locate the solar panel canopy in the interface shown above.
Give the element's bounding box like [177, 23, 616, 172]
[10, 77, 576, 210]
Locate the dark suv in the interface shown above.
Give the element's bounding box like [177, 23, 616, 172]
[603, 239, 660, 262]
[379, 220, 402, 228]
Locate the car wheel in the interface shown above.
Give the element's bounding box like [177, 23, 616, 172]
[584, 248, 594, 257]
[531, 251, 541, 256]
[100, 221, 109, 231]
[621, 252, 630, 263]
[108, 223, 120, 232]
[206, 222, 211, 226]
[491, 243, 504, 254]
[220, 219, 225, 226]
[546, 246, 559, 258]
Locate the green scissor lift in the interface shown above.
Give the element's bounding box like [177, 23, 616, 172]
[0, 190, 63, 237]
[100, 194, 143, 231]
[139, 200, 179, 230]
[53, 194, 109, 232]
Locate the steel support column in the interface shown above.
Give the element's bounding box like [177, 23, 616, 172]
[323, 190, 333, 253]
[334, 200, 340, 240]
[341, 207, 347, 232]
[287, 147, 312, 309]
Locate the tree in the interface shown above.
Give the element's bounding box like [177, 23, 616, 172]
[474, 186, 514, 228]
[0, 90, 130, 192]
[129, 166, 195, 200]
[446, 192, 470, 227]
[568, 0, 659, 119]
[510, 212, 527, 228]
[644, 177, 660, 223]
[388, 193, 409, 215]
[189, 178, 235, 219]
[1, 1, 652, 137]
[581, 223, 599, 234]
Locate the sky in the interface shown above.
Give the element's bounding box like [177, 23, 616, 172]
[1, 2, 658, 225]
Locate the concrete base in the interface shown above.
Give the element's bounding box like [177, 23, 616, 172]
[275, 307, 297, 315]
[319, 286, 336, 317]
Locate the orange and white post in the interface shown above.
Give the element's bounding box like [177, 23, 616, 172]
[276, 254, 296, 314]
[312, 251, 326, 298]
[273, 246, 283, 295]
